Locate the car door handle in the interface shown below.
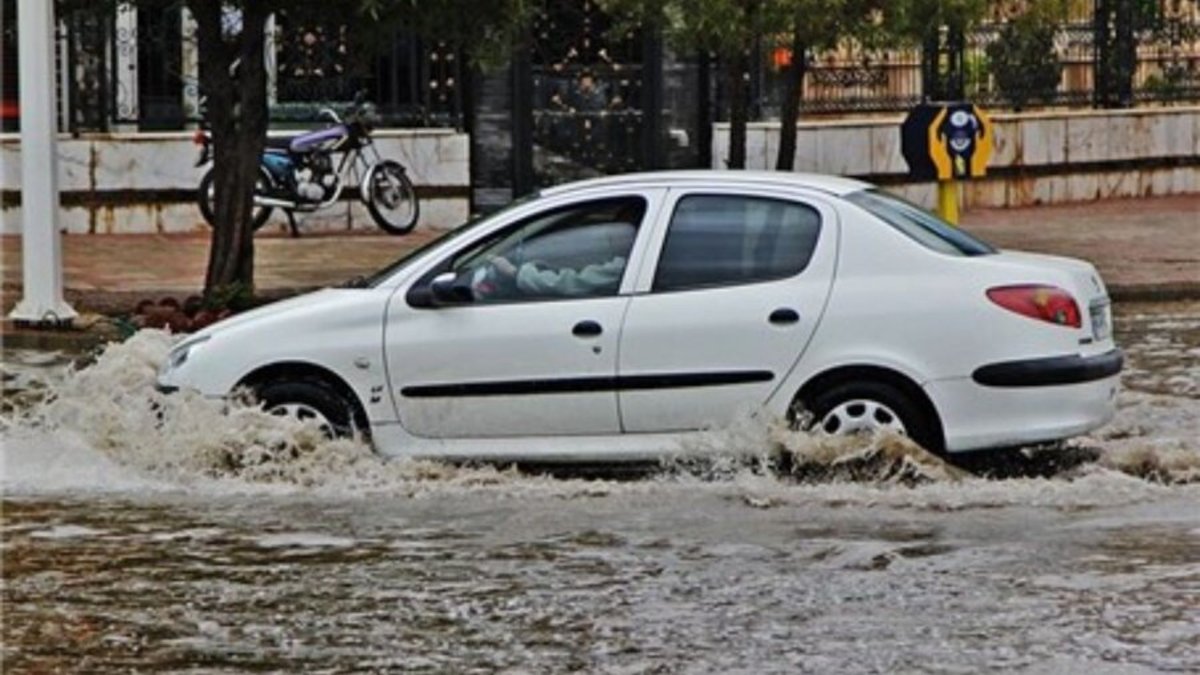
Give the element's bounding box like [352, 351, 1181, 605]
[572, 320, 603, 338]
[769, 308, 800, 325]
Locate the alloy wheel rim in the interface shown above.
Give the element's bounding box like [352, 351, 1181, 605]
[820, 399, 907, 437]
[268, 402, 333, 434]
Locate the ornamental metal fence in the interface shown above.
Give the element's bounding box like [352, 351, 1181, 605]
[2, 0, 1196, 134]
[0, 0, 464, 133]
[755, 0, 1200, 116]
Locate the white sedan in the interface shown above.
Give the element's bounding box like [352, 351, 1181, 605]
[158, 171, 1122, 462]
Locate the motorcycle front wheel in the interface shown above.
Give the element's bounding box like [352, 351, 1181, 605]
[363, 160, 419, 235]
[197, 167, 274, 232]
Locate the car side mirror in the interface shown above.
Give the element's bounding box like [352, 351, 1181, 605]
[429, 271, 474, 305]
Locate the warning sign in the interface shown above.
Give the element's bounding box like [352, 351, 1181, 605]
[901, 103, 993, 181]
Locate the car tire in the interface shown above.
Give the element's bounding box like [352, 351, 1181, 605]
[799, 380, 941, 453]
[254, 377, 361, 439]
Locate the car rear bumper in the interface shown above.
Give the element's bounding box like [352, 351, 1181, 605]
[926, 369, 1121, 453]
[972, 349, 1123, 387]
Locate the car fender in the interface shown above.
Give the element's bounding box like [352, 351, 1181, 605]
[159, 289, 396, 424]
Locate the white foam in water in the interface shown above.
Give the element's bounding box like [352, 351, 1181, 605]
[27, 524, 107, 539]
[253, 532, 358, 549]
[2, 329, 1199, 507]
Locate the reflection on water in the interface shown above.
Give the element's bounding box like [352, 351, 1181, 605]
[5, 494, 1199, 672]
[1116, 301, 1200, 399]
[2, 302, 1199, 671]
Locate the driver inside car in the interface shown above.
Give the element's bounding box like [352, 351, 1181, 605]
[455, 198, 643, 302]
[488, 251, 628, 298]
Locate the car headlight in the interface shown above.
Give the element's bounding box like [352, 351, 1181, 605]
[162, 335, 211, 374]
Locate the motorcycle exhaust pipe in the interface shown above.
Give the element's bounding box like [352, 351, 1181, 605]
[256, 197, 297, 208]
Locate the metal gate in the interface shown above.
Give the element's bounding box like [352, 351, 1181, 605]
[512, 0, 663, 194]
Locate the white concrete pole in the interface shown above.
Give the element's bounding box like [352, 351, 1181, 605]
[9, 0, 77, 324]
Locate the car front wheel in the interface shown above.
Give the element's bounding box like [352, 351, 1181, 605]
[255, 378, 360, 439]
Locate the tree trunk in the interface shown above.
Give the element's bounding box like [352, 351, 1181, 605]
[726, 51, 748, 169]
[775, 27, 806, 171]
[189, 0, 271, 307]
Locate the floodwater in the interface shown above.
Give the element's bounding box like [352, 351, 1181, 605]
[2, 303, 1198, 673]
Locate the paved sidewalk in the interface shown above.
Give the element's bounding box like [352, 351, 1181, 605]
[961, 195, 1199, 299]
[1, 195, 1197, 316]
[1, 230, 439, 315]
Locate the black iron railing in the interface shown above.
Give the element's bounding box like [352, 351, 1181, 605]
[26, 1, 464, 133]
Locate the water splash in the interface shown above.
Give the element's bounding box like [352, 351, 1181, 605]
[2, 329, 1199, 506]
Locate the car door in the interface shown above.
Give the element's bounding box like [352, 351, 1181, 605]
[617, 188, 839, 433]
[384, 190, 664, 439]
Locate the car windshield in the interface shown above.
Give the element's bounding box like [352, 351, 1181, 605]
[846, 189, 996, 257]
[353, 194, 540, 288]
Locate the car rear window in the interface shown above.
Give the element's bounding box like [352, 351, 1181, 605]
[653, 195, 821, 292]
[846, 189, 996, 257]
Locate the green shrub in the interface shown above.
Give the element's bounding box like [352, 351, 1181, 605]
[986, 13, 1062, 110]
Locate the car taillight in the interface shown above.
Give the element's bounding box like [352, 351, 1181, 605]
[987, 285, 1082, 328]
[192, 130, 207, 146]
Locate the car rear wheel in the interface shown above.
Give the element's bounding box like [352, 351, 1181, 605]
[255, 377, 359, 439]
[799, 380, 940, 453]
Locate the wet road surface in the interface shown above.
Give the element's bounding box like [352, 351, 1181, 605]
[2, 302, 1198, 673]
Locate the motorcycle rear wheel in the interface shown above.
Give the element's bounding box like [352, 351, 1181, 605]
[363, 160, 419, 235]
[198, 167, 274, 232]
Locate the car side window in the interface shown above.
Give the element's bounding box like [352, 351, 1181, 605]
[653, 195, 821, 292]
[442, 196, 646, 304]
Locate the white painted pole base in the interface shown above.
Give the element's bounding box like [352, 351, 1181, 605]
[8, 0, 77, 325]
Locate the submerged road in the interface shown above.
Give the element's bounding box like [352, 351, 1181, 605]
[2, 302, 1198, 672]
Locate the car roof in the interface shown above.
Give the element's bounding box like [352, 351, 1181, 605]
[538, 170, 873, 198]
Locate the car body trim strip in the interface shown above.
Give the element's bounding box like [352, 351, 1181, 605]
[971, 349, 1123, 388]
[400, 370, 774, 398]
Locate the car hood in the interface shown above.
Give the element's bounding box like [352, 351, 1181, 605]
[191, 288, 356, 340]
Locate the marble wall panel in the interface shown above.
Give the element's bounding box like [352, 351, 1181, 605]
[1018, 118, 1067, 166]
[764, 129, 780, 172]
[158, 203, 208, 234]
[59, 207, 92, 235]
[0, 140, 18, 189]
[744, 127, 769, 170]
[889, 183, 936, 209]
[964, 179, 1008, 208]
[1146, 168, 1174, 197]
[1171, 167, 1197, 194]
[1195, 112, 1200, 156]
[988, 119, 1020, 168]
[93, 137, 206, 191]
[868, 125, 906, 174]
[1065, 173, 1101, 202]
[816, 126, 872, 176]
[1099, 171, 1140, 199]
[0, 204, 18, 234]
[711, 128, 729, 169]
[1064, 115, 1110, 164]
[1156, 112, 1196, 159]
[1108, 114, 1151, 161]
[792, 129, 821, 172]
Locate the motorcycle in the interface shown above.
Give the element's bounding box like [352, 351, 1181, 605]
[193, 96, 419, 236]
